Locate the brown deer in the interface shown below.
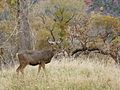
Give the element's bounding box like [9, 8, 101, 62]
[16, 39, 61, 75]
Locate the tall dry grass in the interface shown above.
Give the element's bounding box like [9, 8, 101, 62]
[0, 57, 120, 90]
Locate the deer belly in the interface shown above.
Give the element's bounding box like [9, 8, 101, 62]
[29, 61, 39, 66]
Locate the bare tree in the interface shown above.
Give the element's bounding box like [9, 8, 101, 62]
[17, 0, 33, 51]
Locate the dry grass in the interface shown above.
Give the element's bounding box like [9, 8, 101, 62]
[0, 57, 120, 90]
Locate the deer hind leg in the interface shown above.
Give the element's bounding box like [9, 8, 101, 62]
[16, 63, 27, 75]
[20, 64, 27, 74]
[16, 65, 22, 75]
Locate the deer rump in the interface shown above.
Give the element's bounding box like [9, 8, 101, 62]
[17, 50, 54, 66]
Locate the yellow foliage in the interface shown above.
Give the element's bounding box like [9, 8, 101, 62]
[112, 36, 120, 44]
[35, 29, 51, 50]
[90, 14, 120, 32]
[0, 0, 5, 11]
[89, 14, 120, 49]
[0, 20, 16, 33]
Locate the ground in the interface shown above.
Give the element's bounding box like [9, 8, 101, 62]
[0, 57, 120, 90]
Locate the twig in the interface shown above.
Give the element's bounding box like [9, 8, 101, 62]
[0, 23, 17, 48]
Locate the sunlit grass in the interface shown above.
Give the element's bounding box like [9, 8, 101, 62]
[0, 58, 120, 90]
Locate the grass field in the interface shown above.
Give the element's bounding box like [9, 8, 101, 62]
[0, 57, 120, 90]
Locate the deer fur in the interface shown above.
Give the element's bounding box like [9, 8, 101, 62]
[16, 49, 57, 75]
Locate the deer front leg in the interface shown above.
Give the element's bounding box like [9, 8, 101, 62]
[41, 61, 47, 76]
[37, 64, 41, 74]
[41, 61, 49, 77]
[41, 61, 46, 72]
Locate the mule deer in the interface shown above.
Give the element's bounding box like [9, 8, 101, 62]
[16, 39, 61, 75]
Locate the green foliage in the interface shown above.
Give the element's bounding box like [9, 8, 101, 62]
[43, 0, 85, 49]
[112, 36, 120, 45]
[90, 14, 120, 31]
[35, 29, 51, 50]
[6, 0, 16, 6]
[90, 14, 120, 44]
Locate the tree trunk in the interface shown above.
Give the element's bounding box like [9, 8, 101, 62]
[17, 0, 33, 51]
[0, 59, 2, 70]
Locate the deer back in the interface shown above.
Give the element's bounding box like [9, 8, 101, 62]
[17, 49, 55, 65]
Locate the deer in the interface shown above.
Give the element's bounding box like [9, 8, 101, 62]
[16, 39, 61, 75]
